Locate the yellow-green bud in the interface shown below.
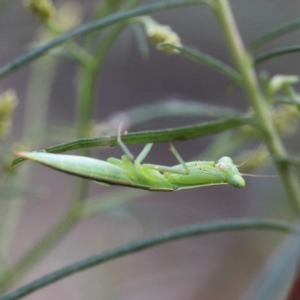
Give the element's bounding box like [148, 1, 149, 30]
[0, 90, 18, 116]
[266, 75, 299, 98]
[140, 16, 181, 54]
[0, 90, 18, 139]
[24, 0, 55, 21]
[272, 105, 299, 135]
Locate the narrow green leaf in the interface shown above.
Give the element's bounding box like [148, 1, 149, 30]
[241, 234, 300, 300]
[131, 24, 150, 59]
[0, 219, 295, 300]
[254, 45, 300, 66]
[248, 18, 300, 52]
[48, 101, 243, 142]
[12, 115, 258, 166]
[0, 0, 207, 79]
[160, 43, 241, 82]
[273, 95, 300, 108]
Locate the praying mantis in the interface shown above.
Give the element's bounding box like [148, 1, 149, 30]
[15, 133, 245, 191]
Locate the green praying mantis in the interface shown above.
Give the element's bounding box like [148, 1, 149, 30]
[15, 132, 246, 191]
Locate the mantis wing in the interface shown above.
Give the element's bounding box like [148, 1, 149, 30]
[15, 152, 174, 192]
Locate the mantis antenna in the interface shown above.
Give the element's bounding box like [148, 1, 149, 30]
[236, 142, 265, 168]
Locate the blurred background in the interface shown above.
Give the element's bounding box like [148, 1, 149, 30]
[1, 0, 300, 299]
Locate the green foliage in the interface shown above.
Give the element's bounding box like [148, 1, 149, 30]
[1, 0, 300, 299]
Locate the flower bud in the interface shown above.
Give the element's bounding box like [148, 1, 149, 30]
[140, 16, 181, 53]
[24, 0, 55, 21]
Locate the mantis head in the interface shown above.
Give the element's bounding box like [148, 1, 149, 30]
[216, 156, 245, 188]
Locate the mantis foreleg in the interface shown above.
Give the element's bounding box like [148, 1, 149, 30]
[136, 142, 210, 175]
[135, 143, 153, 164]
[169, 142, 189, 174]
[117, 126, 134, 161]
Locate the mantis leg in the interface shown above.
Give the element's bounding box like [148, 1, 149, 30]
[170, 143, 190, 174]
[117, 126, 134, 161]
[135, 143, 153, 164]
[137, 143, 190, 175]
[134, 143, 189, 174]
[169, 142, 189, 174]
[142, 163, 188, 174]
[144, 160, 217, 175]
[117, 127, 153, 166]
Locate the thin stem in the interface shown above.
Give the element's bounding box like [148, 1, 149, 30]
[1, 5, 137, 289]
[212, 0, 300, 214]
[0, 3, 128, 292]
[160, 43, 241, 82]
[73, 19, 128, 204]
[71, 65, 96, 206]
[0, 188, 147, 292]
[248, 17, 300, 52]
[12, 115, 257, 166]
[0, 40, 98, 295]
[0, 0, 209, 79]
[0, 205, 82, 293]
[0, 57, 58, 289]
[0, 40, 98, 294]
[254, 45, 300, 66]
[0, 218, 296, 300]
[76, 65, 98, 140]
[273, 155, 300, 169]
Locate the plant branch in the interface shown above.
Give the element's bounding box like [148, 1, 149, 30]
[160, 43, 241, 81]
[0, 0, 209, 79]
[248, 17, 300, 52]
[0, 218, 296, 300]
[212, 0, 300, 214]
[254, 45, 300, 66]
[0, 206, 82, 294]
[12, 115, 258, 166]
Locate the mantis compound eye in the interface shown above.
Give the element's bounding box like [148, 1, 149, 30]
[218, 156, 233, 164]
[228, 174, 245, 188]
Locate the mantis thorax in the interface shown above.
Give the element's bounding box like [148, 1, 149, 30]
[215, 156, 245, 188]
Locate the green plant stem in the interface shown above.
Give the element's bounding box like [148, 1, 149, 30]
[0, 50, 98, 293]
[160, 43, 241, 81]
[12, 115, 257, 166]
[0, 57, 57, 289]
[0, 52, 93, 290]
[77, 23, 126, 140]
[0, 46, 99, 293]
[0, 0, 209, 79]
[248, 17, 300, 52]
[0, 205, 82, 294]
[0, 218, 296, 300]
[71, 65, 96, 204]
[212, 0, 300, 214]
[0, 5, 128, 292]
[73, 22, 127, 202]
[0, 188, 146, 293]
[274, 155, 300, 169]
[76, 65, 97, 140]
[0, 15, 130, 290]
